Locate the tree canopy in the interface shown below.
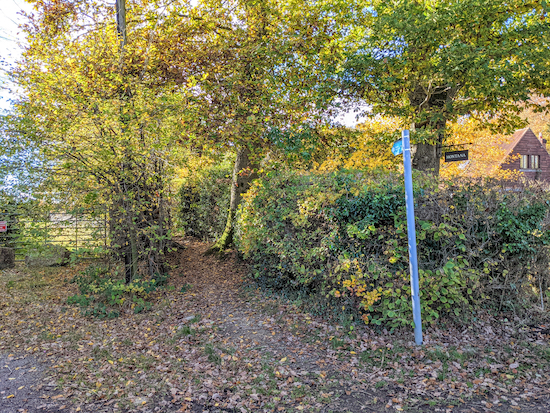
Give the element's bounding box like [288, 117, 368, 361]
[8, 0, 195, 277]
[6, 0, 346, 260]
[339, 0, 550, 173]
[5, 0, 550, 269]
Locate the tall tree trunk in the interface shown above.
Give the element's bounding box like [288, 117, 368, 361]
[409, 84, 453, 175]
[412, 142, 442, 174]
[207, 146, 258, 255]
[115, 0, 137, 282]
[411, 121, 445, 175]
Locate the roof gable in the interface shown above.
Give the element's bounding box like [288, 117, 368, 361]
[500, 127, 548, 162]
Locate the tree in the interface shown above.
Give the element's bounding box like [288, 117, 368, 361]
[152, 0, 344, 253]
[521, 95, 550, 139]
[11, 0, 344, 261]
[10, 0, 191, 279]
[338, 0, 550, 174]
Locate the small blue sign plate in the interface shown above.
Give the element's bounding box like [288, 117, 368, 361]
[391, 139, 403, 156]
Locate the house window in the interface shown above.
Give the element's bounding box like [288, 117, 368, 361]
[531, 155, 540, 169]
[520, 155, 529, 169]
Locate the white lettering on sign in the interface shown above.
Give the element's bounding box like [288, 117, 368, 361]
[444, 150, 469, 162]
[0, 221, 6, 232]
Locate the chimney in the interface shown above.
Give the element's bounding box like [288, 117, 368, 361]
[539, 132, 547, 147]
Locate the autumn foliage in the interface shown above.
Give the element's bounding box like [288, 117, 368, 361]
[440, 118, 522, 180]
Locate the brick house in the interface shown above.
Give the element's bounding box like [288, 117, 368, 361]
[498, 127, 550, 181]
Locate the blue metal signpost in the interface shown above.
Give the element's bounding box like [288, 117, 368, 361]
[393, 130, 423, 345]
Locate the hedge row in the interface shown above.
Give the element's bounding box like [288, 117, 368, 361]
[233, 170, 550, 327]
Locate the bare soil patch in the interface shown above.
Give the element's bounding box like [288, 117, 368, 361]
[0, 353, 66, 413]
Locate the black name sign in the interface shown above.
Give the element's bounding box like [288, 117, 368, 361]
[444, 150, 468, 162]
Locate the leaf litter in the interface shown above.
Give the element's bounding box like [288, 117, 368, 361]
[0, 238, 548, 412]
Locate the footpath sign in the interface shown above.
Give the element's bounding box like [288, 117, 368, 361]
[0, 221, 6, 232]
[391, 139, 403, 156]
[392, 131, 423, 346]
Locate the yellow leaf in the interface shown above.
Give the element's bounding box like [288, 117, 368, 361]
[7, 395, 14, 399]
[280, 357, 287, 363]
[108, 360, 113, 365]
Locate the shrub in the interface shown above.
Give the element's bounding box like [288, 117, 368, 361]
[177, 161, 232, 240]
[235, 170, 550, 328]
[67, 264, 169, 317]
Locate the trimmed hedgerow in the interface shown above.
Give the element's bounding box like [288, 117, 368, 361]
[177, 163, 232, 241]
[235, 170, 550, 328]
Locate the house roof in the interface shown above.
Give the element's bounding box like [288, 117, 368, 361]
[496, 127, 550, 166]
[499, 127, 531, 159]
[472, 127, 539, 176]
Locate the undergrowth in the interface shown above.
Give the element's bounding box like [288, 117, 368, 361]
[67, 264, 170, 318]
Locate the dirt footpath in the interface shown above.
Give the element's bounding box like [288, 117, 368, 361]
[0, 353, 66, 413]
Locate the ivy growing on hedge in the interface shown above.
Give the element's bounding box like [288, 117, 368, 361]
[234, 170, 550, 328]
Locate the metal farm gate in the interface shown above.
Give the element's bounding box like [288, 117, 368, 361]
[0, 207, 108, 260]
